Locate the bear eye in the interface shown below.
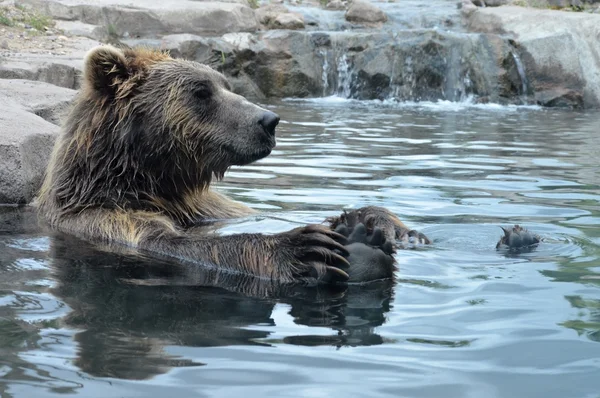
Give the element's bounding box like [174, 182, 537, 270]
[194, 85, 212, 100]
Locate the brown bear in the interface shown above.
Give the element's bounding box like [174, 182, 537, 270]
[36, 45, 429, 285]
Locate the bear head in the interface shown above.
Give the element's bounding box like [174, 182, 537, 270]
[84, 45, 279, 172]
[42, 45, 279, 214]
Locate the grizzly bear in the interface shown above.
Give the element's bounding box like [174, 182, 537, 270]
[36, 45, 429, 284]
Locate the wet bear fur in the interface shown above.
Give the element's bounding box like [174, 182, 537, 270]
[36, 45, 430, 285]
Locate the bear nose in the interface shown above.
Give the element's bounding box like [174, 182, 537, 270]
[259, 111, 280, 137]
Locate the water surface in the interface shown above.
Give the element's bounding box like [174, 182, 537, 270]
[1, 99, 600, 397]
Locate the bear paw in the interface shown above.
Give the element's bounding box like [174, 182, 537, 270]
[328, 206, 431, 247]
[397, 229, 431, 247]
[496, 225, 541, 251]
[278, 224, 351, 284]
[334, 223, 397, 283]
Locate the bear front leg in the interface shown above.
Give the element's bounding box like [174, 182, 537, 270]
[144, 224, 350, 284]
[327, 206, 431, 246]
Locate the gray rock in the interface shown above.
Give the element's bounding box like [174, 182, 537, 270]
[0, 37, 98, 89]
[319, 30, 523, 103]
[256, 4, 305, 30]
[0, 80, 76, 125]
[256, 4, 290, 25]
[484, 0, 509, 6]
[125, 27, 525, 103]
[17, 0, 258, 37]
[326, 0, 346, 10]
[0, 103, 58, 205]
[0, 55, 82, 89]
[345, 0, 387, 24]
[467, 6, 600, 108]
[272, 13, 305, 30]
[54, 20, 103, 40]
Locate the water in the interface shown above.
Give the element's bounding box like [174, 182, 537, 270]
[1, 99, 600, 397]
[511, 51, 529, 96]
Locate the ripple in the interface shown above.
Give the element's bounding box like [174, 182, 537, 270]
[1, 102, 600, 398]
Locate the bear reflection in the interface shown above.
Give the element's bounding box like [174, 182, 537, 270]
[49, 232, 394, 380]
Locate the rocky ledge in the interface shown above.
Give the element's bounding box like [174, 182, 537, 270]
[2, 0, 600, 204]
[466, 4, 600, 108]
[0, 80, 75, 204]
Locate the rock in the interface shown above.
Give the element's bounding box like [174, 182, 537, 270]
[272, 13, 305, 30]
[326, 0, 346, 10]
[255, 4, 305, 30]
[256, 4, 289, 25]
[345, 0, 387, 24]
[0, 56, 82, 89]
[0, 36, 98, 89]
[17, 0, 258, 37]
[467, 6, 600, 108]
[484, 0, 509, 5]
[123, 27, 524, 103]
[54, 21, 100, 39]
[0, 103, 58, 204]
[0, 79, 76, 125]
[460, 0, 478, 17]
[335, 30, 521, 102]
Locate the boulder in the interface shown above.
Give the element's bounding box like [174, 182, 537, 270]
[0, 36, 99, 89]
[16, 0, 258, 37]
[0, 56, 82, 89]
[483, 0, 510, 5]
[0, 103, 58, 204]
[467, 6, 600, 108]
[124, 27, 525, 103]
[345, 0, 387, 24]
[272, 13, 305, 30]
[326, 0, 347, 10]
[0, 80, 77, 125]
[255, 4, 305, 30]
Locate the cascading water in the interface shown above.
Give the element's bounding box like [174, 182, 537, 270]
[319, 48, 330, 97]
[318, 45, 354, 98]
[511, 51, 528, 96]
[388, 48, 400, 100]
[336, 53, 352, 98]
[310, 2, 526, 105]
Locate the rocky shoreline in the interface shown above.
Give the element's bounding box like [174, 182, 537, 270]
[1, 0, 600, 204]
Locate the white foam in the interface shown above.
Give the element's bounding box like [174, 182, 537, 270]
[284, 95, 542, 113]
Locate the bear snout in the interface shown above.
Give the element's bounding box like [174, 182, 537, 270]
[259, 111, 280, 137]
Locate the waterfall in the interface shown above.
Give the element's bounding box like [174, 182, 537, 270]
[511, 51, 528, 96]
[336, 53, 352, 98]
[319, 48, 330, 97]
[318, 44, 354, 99]
[389, 48, 399, 100]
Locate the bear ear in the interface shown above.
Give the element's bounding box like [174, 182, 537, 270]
[84, 45, 130, 95]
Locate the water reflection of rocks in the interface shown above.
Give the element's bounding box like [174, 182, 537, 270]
[50, 232, 393, 380]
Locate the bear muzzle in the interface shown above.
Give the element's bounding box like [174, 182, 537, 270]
[259, 111, 280, 137]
